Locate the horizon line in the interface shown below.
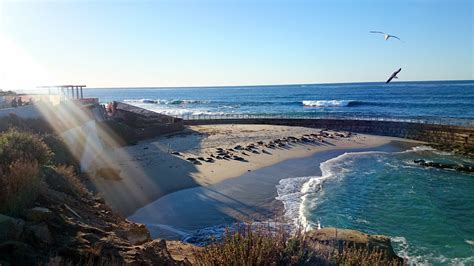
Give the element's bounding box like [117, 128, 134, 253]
[83, 79, 474, 89]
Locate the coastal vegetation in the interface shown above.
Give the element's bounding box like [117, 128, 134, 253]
[193, 224, 403, 266]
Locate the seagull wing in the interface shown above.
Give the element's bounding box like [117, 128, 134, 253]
[386, 68, 402, 84]
[389, 35, 402, 41]
[370, 31, 385, 34]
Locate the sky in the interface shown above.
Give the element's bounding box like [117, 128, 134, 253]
[0, 0, 472, 89]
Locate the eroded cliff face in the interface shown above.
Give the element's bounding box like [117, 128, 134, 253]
[0, 168, 184, 265]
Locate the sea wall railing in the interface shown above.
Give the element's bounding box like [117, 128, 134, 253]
[175, 113, 474, 127]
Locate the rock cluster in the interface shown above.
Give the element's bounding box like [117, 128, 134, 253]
[414, 159, 474, 173]
[0, 185, 184, 265]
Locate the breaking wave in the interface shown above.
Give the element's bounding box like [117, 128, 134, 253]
[124, 99, 208, 105]
[302, 100, 358, 107]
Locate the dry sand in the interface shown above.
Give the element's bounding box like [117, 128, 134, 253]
[89, 124, 419, 216]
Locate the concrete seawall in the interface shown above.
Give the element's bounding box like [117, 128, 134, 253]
[184, 119, 474, 153]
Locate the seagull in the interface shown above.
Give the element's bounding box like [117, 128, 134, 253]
[370, 31, 402, 42]
[386, 68, 402, 83]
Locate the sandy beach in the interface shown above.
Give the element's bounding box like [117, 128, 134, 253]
[88, 124, 420, 218]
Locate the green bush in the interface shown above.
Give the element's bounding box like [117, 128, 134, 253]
[0, 160, 41, 215]
[0, 129, 53, 167]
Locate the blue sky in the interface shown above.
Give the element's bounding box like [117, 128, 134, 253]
[0, 0, 472, 88]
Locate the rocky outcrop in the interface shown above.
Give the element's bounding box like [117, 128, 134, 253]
[414, 159, 474, 173]
[305, 228, 403, 263]
[0, 189, 184, 265]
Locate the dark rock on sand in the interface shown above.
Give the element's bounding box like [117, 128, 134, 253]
[233, 156, 246, 161]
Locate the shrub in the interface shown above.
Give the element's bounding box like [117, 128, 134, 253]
[193, 223, 403, 266]
[0, 129, 53, 167]
[54, 165, 87, 196]
[0, 160, 41, 215]
[0, 114, 53, 134]
[194, 224, 314, 266]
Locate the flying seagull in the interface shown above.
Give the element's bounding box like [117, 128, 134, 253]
[386, 68, 402, 83]
[370, 31, 402, 41]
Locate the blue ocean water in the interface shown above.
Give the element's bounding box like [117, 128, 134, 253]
[276, 147, 474, 264]
[84, 80, 474, 124]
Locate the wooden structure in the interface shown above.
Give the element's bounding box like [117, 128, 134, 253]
[38, 85, 86, 99]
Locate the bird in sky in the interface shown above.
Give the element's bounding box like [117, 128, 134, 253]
[386, 68, 402, 83]
[370, 31, 402, 42]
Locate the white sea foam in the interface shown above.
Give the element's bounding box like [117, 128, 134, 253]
[302, 100, 354, 107]
[124, 98, 208, 105]
[124, 100, 224, 117]
[275, 151, 379, 230]
[391, 236, 474, 265]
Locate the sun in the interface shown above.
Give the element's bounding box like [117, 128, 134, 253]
[0, 32, 53, 93]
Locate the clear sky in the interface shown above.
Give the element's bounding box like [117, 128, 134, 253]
[0, 0, 472, 89]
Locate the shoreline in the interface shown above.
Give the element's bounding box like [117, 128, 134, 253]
[89, 124, 422, 217]
[128, 140, 419, 241]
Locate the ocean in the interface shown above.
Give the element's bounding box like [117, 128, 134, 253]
[86, 80, 474, 264]
[276, 146, 474, 264]
[84, 80, 474, 125]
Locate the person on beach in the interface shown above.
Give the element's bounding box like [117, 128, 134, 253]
[10, 97, 17, 107]
[17, 97, 23, 107]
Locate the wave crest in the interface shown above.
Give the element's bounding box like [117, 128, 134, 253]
[302, 100, 356, 107]
[124, 99, 208, 105]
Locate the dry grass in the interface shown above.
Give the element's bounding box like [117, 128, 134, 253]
[0, 160, 41, 215]
[193, 223, 403, 266]
[53, 165, 88, 196]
